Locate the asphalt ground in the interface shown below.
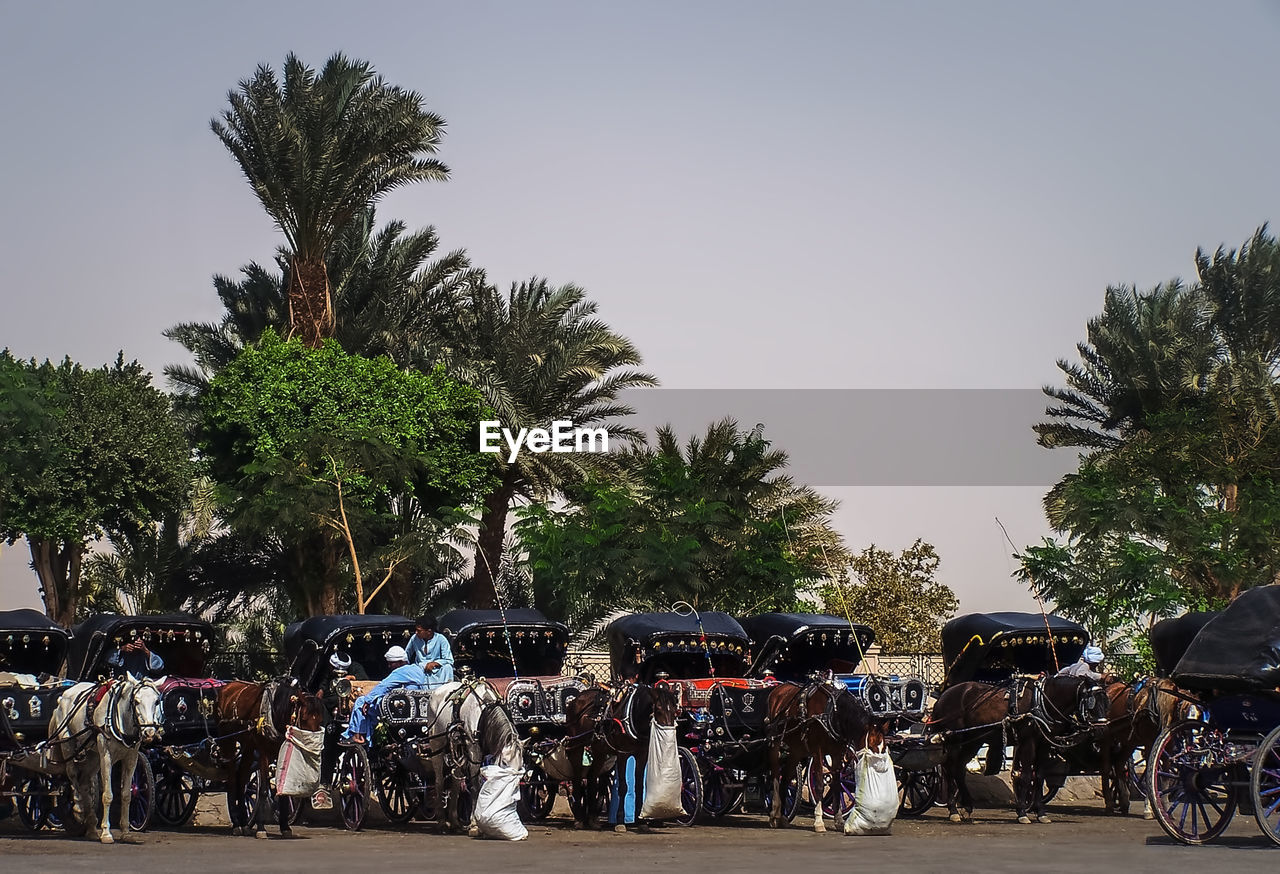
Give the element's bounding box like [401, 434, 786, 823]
[3, 794, 1278, 873]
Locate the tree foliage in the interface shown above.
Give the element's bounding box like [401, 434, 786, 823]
[1027, 226, 1280, 650]
[517, 419, 847, 632]
[212, 53, 450, 345]
[199, 331, 494, 614]
[0, 352, 192, 626]
[820, 540, 958, 655]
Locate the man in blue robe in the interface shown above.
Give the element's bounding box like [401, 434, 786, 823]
[341, 645, 427, 745]
[404, 615, 454, 688]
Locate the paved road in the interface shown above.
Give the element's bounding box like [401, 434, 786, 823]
[4, 799, 1278, 873]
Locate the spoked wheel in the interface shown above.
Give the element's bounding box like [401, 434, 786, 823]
[760, 763, 804, 823]
[244, 767, 302, 827]
[700, 766, 741, 819]
[674, 747, 703, 827]
[1250, 723, 1280, 845]
[376, 765, 424, 825]
[807, 754, 856, 818]
[1147, 719, 1238, 845]
[51, 779, 92, 837]
[336, 745, 373, 831]
[519, 766, 555, 821]
[897, 765, 941, 817]
[151, 755, 200, 828]
[1040, 784, 1060, 805]
[110, 754, 155, 833]
[1129, 746, 1148, 801]
[14, 775, 53, 830]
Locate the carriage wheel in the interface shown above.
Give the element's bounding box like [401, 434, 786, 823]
[1128, 746, 1148, 801]
[807, 755, 856, 818]
[336, 745, 372, 831]
[151, 755, 200, 828]
[700, 766, 740, 819]
[518, 766, 555, 821]
[674, 747, 702, 826]
[376, 765, 424, 825]
[1147, 719, 1238, 845]
[1040, 784, 1060, 805]
[897, 765, 941, 817]
[243, 767, 302, 827]
[759, 763, 803, 823]
[14, 775, 53, 831]
[1250, 723, 1280, 845]
[51, 778, 92, 837]
[121, 754, 155, 832]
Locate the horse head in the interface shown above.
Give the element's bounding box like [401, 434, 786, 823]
[126, 675, 165, 745]
[649, 681, 680, 728]
[831, 686, 875, 749]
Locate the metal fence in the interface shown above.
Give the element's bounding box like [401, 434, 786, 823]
[875, 653, 946, 686]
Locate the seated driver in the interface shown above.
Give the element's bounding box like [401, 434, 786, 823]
[107, 636, 165, 678]
[1055, 645, 1112, 682]
[340, 645, 426, 746]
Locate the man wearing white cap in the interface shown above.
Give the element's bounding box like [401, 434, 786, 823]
[1056, 645, 1109, 682]
[341, 645, 427, 745]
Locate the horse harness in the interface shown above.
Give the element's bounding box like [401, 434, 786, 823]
[85, 677, 162, 747]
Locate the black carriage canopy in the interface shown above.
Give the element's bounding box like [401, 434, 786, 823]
[284, 614, 415, 691]
[1173, 586, 1280, 691]
[67, 613, 216, 681]
[942, 612, 1088, 686]
[740, 613, 875, 680]
[0, 609, 71, 678]
[439, 609, 570, 678]
[607, 611, 750, 681]
[1149, 611, 1220, 678]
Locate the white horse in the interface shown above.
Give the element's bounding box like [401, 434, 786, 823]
[49, 675, 163, 843]
[424, 679, 523, 835]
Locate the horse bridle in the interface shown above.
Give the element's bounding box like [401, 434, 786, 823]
[101, 677, 164, 747]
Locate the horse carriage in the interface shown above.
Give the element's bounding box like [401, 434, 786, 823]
[931, 611, 1127, 822]
[606, 610, 774, 826]
[285, 613, 420, 830]
[1145, 586, 1280, 846]
[438, 608, 590, 820]
[67, 613, 226, 829]
[0, 609, 82, 833]
[741, 612, 933, 817]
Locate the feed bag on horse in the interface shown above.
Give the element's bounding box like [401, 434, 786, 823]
[475, 764, 528, 840]
[276, 725, 325, 796]
[638, 718, 683, 820]
[844, 743, 898, 835]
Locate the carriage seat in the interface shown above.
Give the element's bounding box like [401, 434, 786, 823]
[708, 683, 769, 734]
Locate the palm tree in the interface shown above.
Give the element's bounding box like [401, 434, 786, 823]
[165, 207, 470, 406]
[442, 278, 658, 607]
[1034, 281, 1216, 451]
[211, 53, 449, 347]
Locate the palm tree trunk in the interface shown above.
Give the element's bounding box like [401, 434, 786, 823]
[287, 256, 334, 348]
[471, 477, 517, 609]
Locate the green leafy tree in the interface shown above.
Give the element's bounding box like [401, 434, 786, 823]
[1031, 226, 1280, 617]
[441, 278, 657, 608]
[0, 352, 192, 626]
[518, 420, 847, 630]
[820, 540, 958, 655]
[199, 332, 493, 615]
[212, 53, 449, 347]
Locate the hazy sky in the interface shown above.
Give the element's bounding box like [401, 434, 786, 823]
[2, 1, 1278, 617]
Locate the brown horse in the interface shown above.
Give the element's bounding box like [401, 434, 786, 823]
[556, 682, 679, 830]
[1125, 677, 1200, 819]
[216, 678, 326, 838]
[928, 675, 1106, 824]
[765, 681, 882, 833]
